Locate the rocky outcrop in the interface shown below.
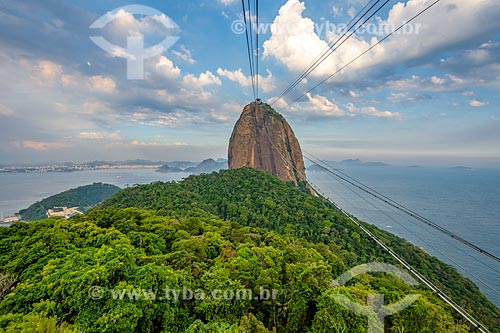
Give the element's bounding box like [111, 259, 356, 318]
[228, 102, 306, 185]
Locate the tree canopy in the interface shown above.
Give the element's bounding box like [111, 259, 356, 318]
[0, 168, 497, 332]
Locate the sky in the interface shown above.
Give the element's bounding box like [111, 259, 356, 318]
[0, 0, 499, 166]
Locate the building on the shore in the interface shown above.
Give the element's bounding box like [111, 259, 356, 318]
[0, 215, 22, 227]
[47, 207, 83, 219]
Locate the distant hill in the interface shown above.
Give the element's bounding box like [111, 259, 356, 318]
[85, 159, 165, 167]
[338, 159, 391, 167]
[307, 159, 390, 172]
[156, 159, 227, 174]
[155, 165, 184, 173]
[165, 161, 198, 169]
[306, 164, 326, 172]
[184, 158, 227, 174]
[19, 183, 120, 221]
[449, 166, 473, 171]
[84, 160, 198, 168]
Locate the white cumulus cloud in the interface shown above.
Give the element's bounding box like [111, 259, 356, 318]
[155, 56, 181, 79]
[270, 93, 400, 120]
[469, 99, 488, 107]
[218, 0, 237, 5]
[263, 0, 500, 83]
[217, 68, 276, 93]
[183, 71, 222, 88]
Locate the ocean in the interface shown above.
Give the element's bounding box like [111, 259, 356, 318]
[0, 166, 499, 307]
[0, 169, 191, 217]
[307, 166, 500, 308]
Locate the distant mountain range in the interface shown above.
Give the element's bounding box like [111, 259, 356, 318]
[156, 158, 228, 174]
[2, 158, 479, 173]
[155, 165, 185, 173]
[307, 159, 391, 172]
[338, 159, 391, 167]
[306, 160, 481, 172]
[84, 159, 183, 167]
[448, 166, 474, 171]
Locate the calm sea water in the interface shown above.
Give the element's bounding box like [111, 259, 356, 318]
[0, 167, 499, 307]
[0, 169, 190, 217]
[308, 166, 500, 308]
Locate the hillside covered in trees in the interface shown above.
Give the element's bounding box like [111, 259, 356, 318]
[0, 168, 498, 332]
[18, 183, 121, 221]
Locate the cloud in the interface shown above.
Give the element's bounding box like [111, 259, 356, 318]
[183, 71, 221, 88]
[387, 91, 431, 103]
[217, 68, 276, 93]
[263, 0, 500, 84]
[172, 45, 196, 64]
[386, 74, 477, 92]
[348, 90, 359, 98]
[480, 41, 500, 49]
[217, 68, 248, 86]
[22, 140, 67, 151]
[218, 0, 237, 5]
[267, 96, 290, 110]
[263, 0, 343, 78]
[154, 56, 181, 79]
[270, 93, 400, 120]
[121, 102, 216, 128]
[346, 103, 402, 119]
[32, 60, 117, 94]
[437, 43, 500, 86]
[304, 93, 346, 117]
[469, 99, 488, 107]
[78, 131, 122, 140]
[79, 132, 104, 139]
[38, 60, 63, 79]
[0, 52, 229, 160]
[94, 8, 178, 47]
[32, 60, 69, 87]
[88, 75, 116, 93]
[60, 74, 76, 87]
[130, 140, 189, 147]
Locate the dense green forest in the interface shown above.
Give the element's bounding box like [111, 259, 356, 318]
[0, 168, 498, 332]
[19, 183, 121, 221]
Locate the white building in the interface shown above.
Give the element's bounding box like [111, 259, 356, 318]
[0, 215, 22, 227]
[47, 207, 83, 219]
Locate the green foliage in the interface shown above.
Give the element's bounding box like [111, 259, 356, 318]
[19, 183, 120, 221]
[0, 313, 74, 332]
[0, 208, 475, 332]
[0, 169, 498, 332]
[100, 168, 499, 330]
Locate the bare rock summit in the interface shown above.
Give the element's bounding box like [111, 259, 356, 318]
[228, 102, 306, 185]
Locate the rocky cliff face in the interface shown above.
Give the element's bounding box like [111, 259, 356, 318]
[228, 102, 306, 185]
